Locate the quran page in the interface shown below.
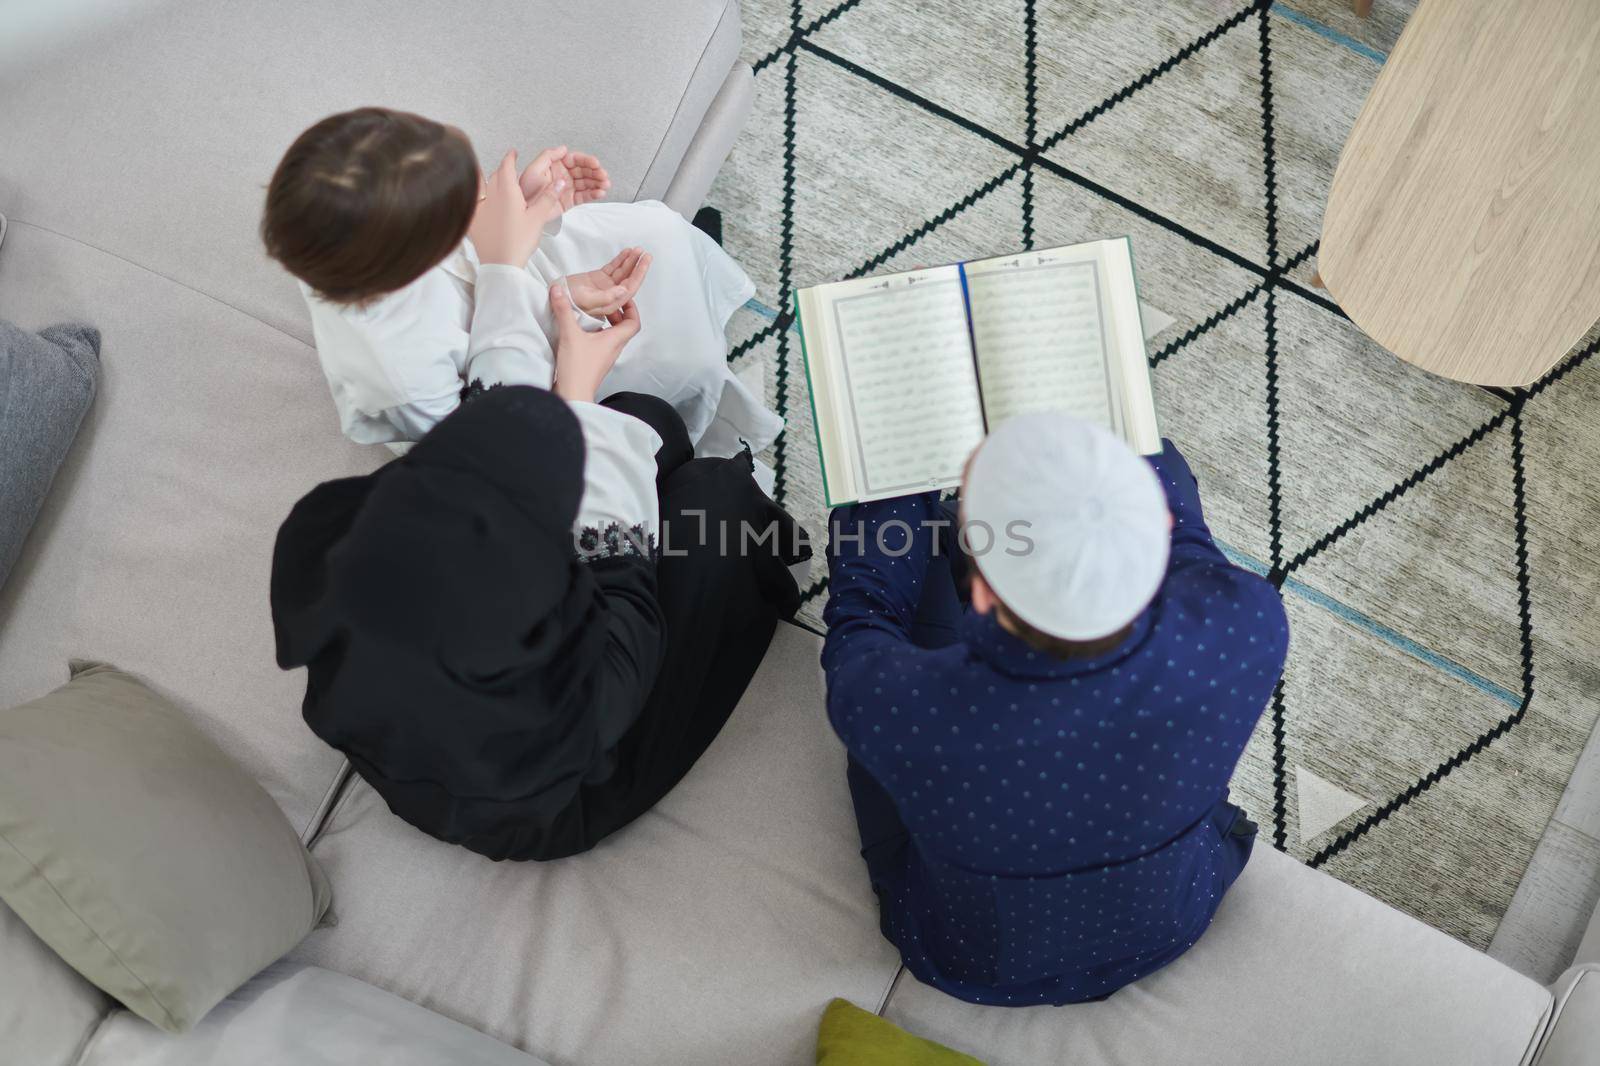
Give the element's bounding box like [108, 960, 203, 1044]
[796, 265, 984, 504]
[962, 249, 1120, 433]
[963, 240, 1160, 453]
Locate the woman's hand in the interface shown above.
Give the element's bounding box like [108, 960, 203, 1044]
[469, 151, 565, 267]
[566, 248, 652, 317]
[520, 147, 611, 211]
[550, 283, 641, 404]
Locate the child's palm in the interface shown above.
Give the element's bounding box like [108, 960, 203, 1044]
[520, 148, 610, 211]
[567, 248, 651, 317]
[562, 151, 611, 206]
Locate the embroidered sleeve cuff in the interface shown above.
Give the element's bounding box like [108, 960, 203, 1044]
[465, 265, 557, 391]
[569, 402, 662, 562]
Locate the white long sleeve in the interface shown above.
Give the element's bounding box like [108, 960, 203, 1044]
[303, 203, 779, 462]
[461, 264, 557, 391]
[569, 402, 662, 561]
[302, 257, 564, 447]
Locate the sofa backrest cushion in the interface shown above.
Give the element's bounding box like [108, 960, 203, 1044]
[0, 0, 741, 349]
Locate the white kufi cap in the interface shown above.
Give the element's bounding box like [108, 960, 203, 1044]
[963, 414, 1169, 641]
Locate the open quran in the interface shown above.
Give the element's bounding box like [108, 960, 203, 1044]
[794, 238, 1160, 506]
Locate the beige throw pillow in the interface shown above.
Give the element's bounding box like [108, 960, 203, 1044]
[0, 661, 331, 1032]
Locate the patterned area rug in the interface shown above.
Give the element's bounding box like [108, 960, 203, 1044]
[707, 0, 1600, 949]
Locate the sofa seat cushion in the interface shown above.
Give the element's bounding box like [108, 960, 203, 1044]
[881, 846, 1553, 1066]
[0, 0, 742, 348]
[292, 623, 902, 1066]
[0, 223, 373, 834]
[79, 961, 550, 1066]
[0, 901, 111, 1066]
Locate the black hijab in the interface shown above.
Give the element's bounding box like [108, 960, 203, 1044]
[270, 386, 662, 845]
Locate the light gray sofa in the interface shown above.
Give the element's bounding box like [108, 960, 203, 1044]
[1, 2, 1597, 1064]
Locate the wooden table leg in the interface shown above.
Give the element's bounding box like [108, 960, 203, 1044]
[1353, 0, 1374, 15]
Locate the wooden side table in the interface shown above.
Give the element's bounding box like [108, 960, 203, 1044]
[1317, 0, 1600, 386]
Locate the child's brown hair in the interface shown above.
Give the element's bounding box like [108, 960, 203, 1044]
[263, 107, 479, 304]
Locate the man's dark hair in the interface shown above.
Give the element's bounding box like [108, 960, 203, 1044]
[993, 601, 1132, 661]
[262, 107, 479, 304]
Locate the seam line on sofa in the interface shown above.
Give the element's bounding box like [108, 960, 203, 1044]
[4, 217, 314, 352]
[65, 992, 116, 1066]
[300, 758, 355, 846]
[874, 965, 905, 1017]
[637, 0, 734, 201]
[1527, 966, 1600, 1063]
[1519, 989, 1558, 1066]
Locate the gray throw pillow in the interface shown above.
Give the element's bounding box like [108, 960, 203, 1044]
[0, 313, 100, 592]
[0, 662, 332, 1032]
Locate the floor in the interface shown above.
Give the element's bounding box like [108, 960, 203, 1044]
[709, 0, 1600, 972]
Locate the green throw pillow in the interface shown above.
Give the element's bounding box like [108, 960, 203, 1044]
[816, 998, 985, 1065]
[0, 662, 331, 1032]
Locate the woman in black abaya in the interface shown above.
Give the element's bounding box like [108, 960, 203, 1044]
[270, 368, 806, 861]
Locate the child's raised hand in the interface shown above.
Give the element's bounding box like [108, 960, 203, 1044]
[550, 283, 641, 404]
[517, 146, 568, 201]
[469, 151, 565, 267]
[562, 150, 610, 206]
[519, 147, 608, 211]
[566, 248, 652, 317]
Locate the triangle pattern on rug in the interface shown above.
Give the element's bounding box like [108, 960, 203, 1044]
[1295, 765, 1368, 841]
[1291, 420, 1525, 697]
[872, 171, 1027, 278]
[1272, 593, 1518, 863]
[1271, 290, 1508, 569]
[1026, 168, 1261, 355]
[1043, 5, 1271, 265]
[1261, 8, 1384, 275]
[808, 0, 1030, 144]
[799, 0, 864, 23]
[1150, 297, 1276, 564]
[1229, 692, 1281, 844]
[1033, 1, 1259, 147]
[1140, 301, 1176, 339]
[743, 0, 803, 66]
[787, 50, 1021, 291]
[724, 303, 783, 360]
[1515, 332, 1600, 674]
[709, 57, 795, 306]
[1312, 700, 1572, 950]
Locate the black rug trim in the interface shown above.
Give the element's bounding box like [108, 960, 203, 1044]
[1268, 681, 1292, 851]
[771, 34, 802, 503]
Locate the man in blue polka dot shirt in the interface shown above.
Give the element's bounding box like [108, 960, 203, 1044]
[821, 415, 1289, 1006]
